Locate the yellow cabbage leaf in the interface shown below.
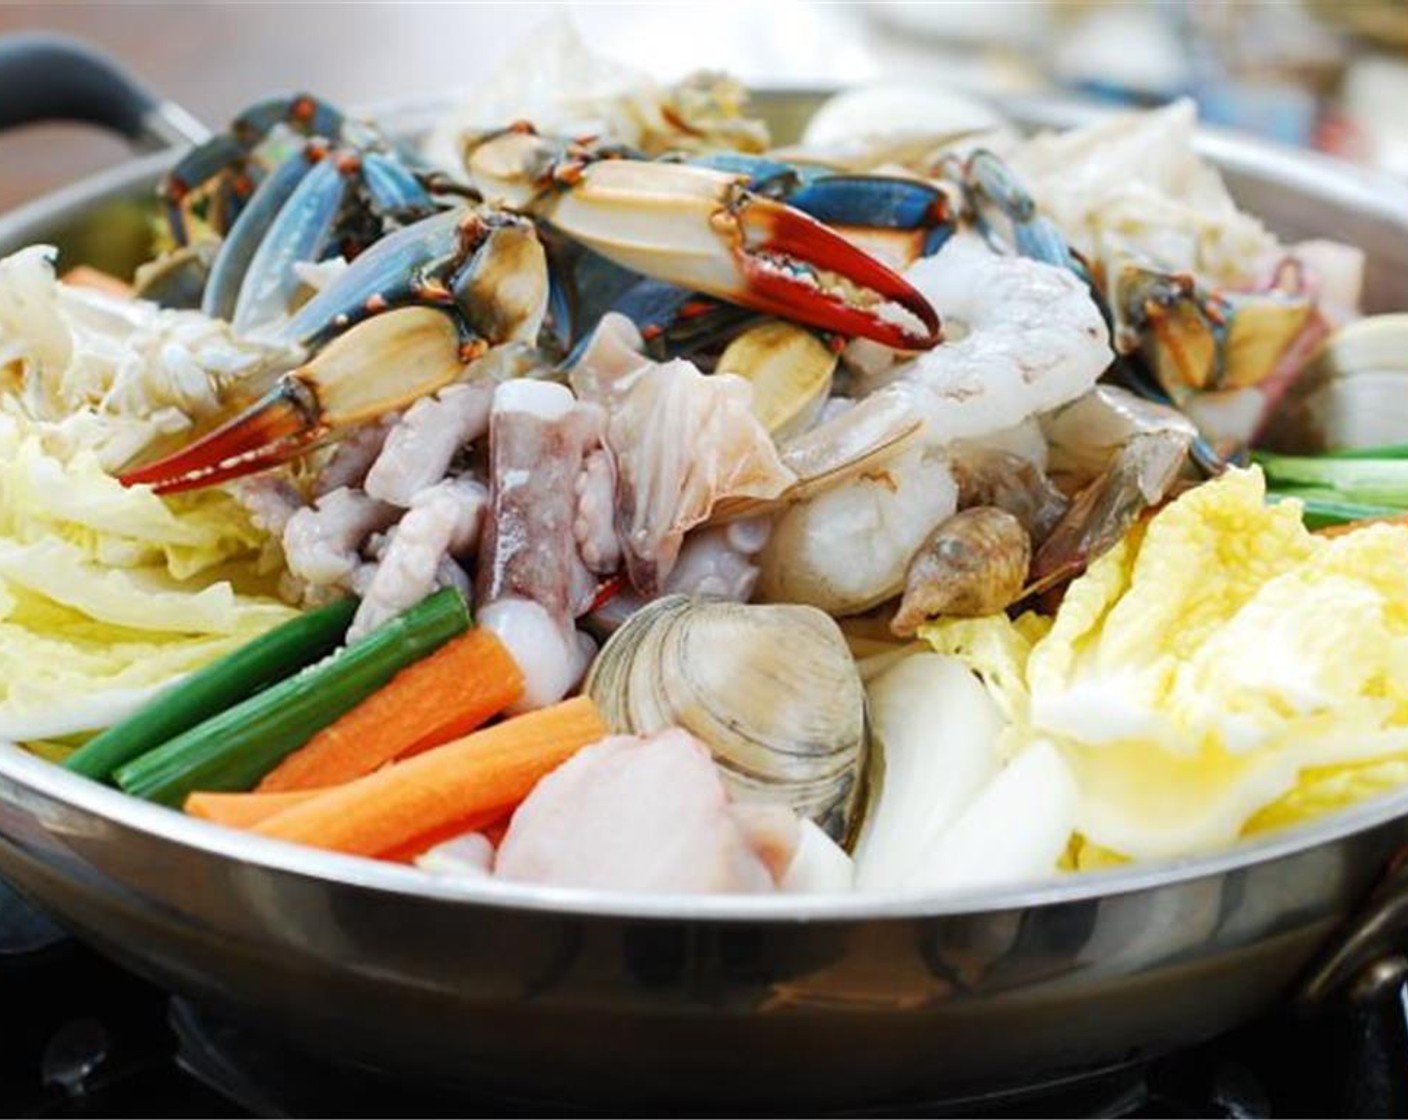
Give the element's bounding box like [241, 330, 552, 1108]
[0, 415, 295, 740]
[925, 467, 1408, 863]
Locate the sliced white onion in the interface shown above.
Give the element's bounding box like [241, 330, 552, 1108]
[779, 819, 854, 894]
[853, 653, 1003, 892]
[913, 739, 1077, 896]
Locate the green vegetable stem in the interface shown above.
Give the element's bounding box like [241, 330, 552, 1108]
[66, 597, 359, 783]
[112, 588, 470, 806]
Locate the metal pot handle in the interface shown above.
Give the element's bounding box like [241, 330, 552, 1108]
[1298, 849, 1408, 1010]
[0, 33, 206, 150]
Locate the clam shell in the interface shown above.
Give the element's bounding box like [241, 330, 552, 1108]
[585, 595, 868, 842]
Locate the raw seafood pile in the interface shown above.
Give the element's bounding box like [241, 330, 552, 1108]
[3, 56, 1406, 901]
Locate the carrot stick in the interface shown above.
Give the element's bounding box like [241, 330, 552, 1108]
[253, 697, 607, 858]
[257, 629, 525, 793]
[62, 265, 134, 298]
[185, 789, 322, 828]
[379, 807, 510, 864]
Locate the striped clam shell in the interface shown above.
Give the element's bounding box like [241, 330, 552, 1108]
[585, 595, 868, 843]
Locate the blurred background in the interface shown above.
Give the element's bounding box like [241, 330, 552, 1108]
[1, 1, 1408, 209]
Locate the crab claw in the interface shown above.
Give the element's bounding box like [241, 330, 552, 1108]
[470, 138, 940, 351]
[727, 188, 941, 349]
[119, 308, 467, 494]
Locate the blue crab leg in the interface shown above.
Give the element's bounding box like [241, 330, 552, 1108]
[963, 149, 1036, 224]
[163, 134, 247, 245]
[202, 145, 320, 321]
[230, 93, 344, 147]
[274, 206, 466, 348]
[231, 154, 352, 337]
[163, 94, 346, 246]
[361, 152, 435, 223]
[685, 152, 803, 195]
[542, 161, 941, 349]
[467, 133, 940, 349]
[448, 219, 549, 346]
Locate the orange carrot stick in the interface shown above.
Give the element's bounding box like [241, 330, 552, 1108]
[379, 807, 510, 864]
[185, 789, 322, 828]
[253, 697, 607, 858]
[257, 628, 525, 793]
[62, 265, 134, 298]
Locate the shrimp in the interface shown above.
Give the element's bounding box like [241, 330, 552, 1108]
[758, 444, 958, 615]
[759, 232, 1111, 615]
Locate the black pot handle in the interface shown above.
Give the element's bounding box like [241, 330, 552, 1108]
[0, 33, 207, 150]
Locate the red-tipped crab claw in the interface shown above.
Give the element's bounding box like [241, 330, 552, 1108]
[469, 135, 941, 351]
[119, 307, 466, 494]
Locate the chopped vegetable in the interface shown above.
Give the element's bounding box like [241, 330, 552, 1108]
[66, 598, 357, 781]
[852, 653, 1003, 892]
[0, 415, 294, 742]
[257, 627, 524, 792]
[185, 789, 322, 828]
[252, 696, 607, 857]
[778, 820, 854, 894]
[1255, 451, 1408, 505]
[1272, 493, 1401, 531]
[1258, 449, 1408, 528]
[924, 467, 1408, 861]
[112, 588, 471, 806]
[913, 740, 1077, 894]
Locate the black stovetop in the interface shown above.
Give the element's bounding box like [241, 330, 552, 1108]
[2, 877, 1400, 1118]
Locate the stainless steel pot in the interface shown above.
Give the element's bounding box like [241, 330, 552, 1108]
[3, 36, 1408, 1112]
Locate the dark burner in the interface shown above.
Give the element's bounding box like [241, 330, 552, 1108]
[167, 998, 1300, 1119]
[0, 880, 1394, 1118]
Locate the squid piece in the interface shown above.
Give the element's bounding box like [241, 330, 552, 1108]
[569, 314, 795, 593]
[348, 475, 488, 642]
[363, 381, 495, 507]
[574, 447, 621, 575]
[313, 415, 398, 497]
[282, 486, 399, 591]
[475, 380, 602, 709]
[229, 476, 306, 538]
[586, 518, 772, 634]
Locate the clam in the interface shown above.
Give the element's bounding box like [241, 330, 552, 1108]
[715, 319, 836, 440]
[585, 595, 868, 843]
[891, 507, 1031, 637]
